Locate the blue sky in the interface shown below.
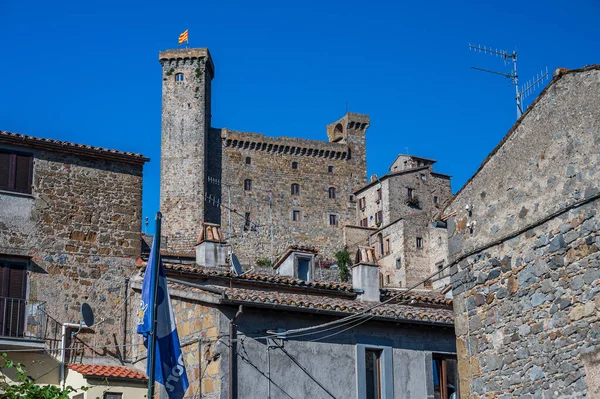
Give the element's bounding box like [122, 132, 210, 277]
[1, 0, 598, 233]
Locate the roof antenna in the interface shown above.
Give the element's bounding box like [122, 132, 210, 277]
[468, 43, 548, 119]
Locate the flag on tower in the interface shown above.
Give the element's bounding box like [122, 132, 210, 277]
[178, 29, 188, 45]
[137, 232, 189, 399]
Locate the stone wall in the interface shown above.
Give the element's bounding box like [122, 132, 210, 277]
[445, 66, 600, 398]
[160, 49, 214, 253]
[218, 114, 368, 265]
[0, 144, 144, 360]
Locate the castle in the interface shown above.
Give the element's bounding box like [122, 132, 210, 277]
[160, 48, 369, 264]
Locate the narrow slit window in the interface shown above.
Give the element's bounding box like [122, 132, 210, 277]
[329, 214, 338, 226]
[245, 157, 251, 165]
[292, 210, 300, 221]
[244, 179, 252, 191]
[416, 237, 423, 248]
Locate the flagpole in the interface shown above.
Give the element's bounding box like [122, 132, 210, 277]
[147, 212, 162, 399]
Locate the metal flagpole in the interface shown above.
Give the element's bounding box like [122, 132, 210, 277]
[147, 212, 162, 399]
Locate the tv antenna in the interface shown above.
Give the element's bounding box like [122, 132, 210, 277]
[469, 44, 549, 119]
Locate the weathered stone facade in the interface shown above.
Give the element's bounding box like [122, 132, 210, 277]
[352, 156, 452, 288]
[444, 66, 600, 398]
[159, 48, 368, 265]
[0, 132, 147, 363]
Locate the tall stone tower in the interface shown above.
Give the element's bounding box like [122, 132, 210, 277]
[159, 48, 214, 252]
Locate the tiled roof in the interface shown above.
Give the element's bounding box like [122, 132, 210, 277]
[217, 286, 453, 325]
[380, 289, 452, 306]
[162, 263, 354, 293]
[68, 364, 147, 381]
[0, 131, 148, 163]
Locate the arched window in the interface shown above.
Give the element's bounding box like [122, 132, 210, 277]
[291, 161, 298, 170]
[328, 187, 336, 199]
[244, 179, 252, 191]
[175, 73, 184, 82]
[291, 183, 300, 195]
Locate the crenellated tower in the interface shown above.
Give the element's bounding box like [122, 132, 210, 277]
[159, 48, 215, 252]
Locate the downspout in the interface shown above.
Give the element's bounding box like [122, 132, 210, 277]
[59, 322, 87, 390]
[229, 305, 243, 399]
[121, 277, 130, 362]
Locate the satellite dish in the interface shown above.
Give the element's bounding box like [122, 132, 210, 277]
[231, 253, 243, 275]
[81, 303, 95, 327]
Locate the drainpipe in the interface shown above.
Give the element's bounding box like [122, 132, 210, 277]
[59, 322, 87, 390]
[121, 277, 130, 362]
[229, 305, 243, 399]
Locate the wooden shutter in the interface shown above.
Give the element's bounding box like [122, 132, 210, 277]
[0, 152, 10, 190]
[6, 264, 26, 337]
[14, 154, 32, 193]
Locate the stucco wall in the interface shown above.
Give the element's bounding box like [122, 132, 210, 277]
[445, 67, 600, 398]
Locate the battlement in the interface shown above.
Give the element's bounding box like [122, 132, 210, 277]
[159, 48, 214, 76]
[326, 113, 370, 143]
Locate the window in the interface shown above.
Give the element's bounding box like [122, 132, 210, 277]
[297, 257, 311, 281]
[291, 161, 298, 170]
[328, 165, 334, 173]
[244, 212, 251, 231]
[416, 237, 423, 248]
[386, 275, 391, 285]
[329, 214, 338, 226]
[349, 194, 354, 202]
[434, 196, 439, 204]
[104, 394, 123, 399]
[433, 356, 459, 399]
[0, 260, 27, 338]
[0, 151, 33, 194]
[245, 157, 251, 165]
[375, 211, 383, 225]
[407, 188, 414, 199]
[376, 188, 382, 201]
[359, 197, 366, 210]
[420, 173, 426, 181]
[360, 218, 368, 227]
[175, 73, 184, 82]
[377, 234, 384, 258]
[292, 210, 300, 222]
[395, 257, 401, 270]
[291, 183, 300, 196]
[384, 238, 390, 255]
[356, 345, 393, 398]
[244, 179, 252, 191]
[328, 187, 336, 199]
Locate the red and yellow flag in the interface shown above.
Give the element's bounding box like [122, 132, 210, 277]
[178, 29, 188, 45]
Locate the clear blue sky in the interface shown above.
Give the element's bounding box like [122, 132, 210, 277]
[1, 0, 598, 233]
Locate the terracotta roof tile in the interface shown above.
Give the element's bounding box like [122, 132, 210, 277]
[218, 286, 454, 325]
[162, 263, 354, 293]
[68, 364, 147, 381]
[0, 131, 148, 162]
[380, 289, 453, 306]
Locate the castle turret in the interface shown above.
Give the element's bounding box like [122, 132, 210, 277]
[160, 48, 215, 252]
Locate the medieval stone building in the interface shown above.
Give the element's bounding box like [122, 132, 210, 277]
[0, 130, 147, 386]
[444, 66, 600, 398]
[347, 155, 452, 289]
[159, 48, 368, 265]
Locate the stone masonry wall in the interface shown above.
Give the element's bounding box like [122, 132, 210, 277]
[446, 67, 600, 398]
[0, 145, 144, 360]
[160, 49, 213, 253]
[219, 114, 368, 266]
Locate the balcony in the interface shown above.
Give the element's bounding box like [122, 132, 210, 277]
[0, 298, 52, 349]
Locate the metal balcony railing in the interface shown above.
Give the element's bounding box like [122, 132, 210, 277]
[0, 297, 48, 341]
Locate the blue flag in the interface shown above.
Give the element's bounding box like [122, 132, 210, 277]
[137, 235, 189, 399]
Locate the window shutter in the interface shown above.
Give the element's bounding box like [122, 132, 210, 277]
[14, 154, 32, 193]
[0, 153, 10, 190]
[7, 265, 26, 299]
[5, 264, 26, 337]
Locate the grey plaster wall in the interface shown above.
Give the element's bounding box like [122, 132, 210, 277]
[217, 306, 456, 399]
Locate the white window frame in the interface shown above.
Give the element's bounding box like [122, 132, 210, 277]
[355, 344, 394, 398]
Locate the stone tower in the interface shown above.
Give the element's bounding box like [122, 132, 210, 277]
[159, 48, 215, 252]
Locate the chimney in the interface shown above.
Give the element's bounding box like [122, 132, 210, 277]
[352, 246, 380, 302]
[195, 222, 228, 268]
